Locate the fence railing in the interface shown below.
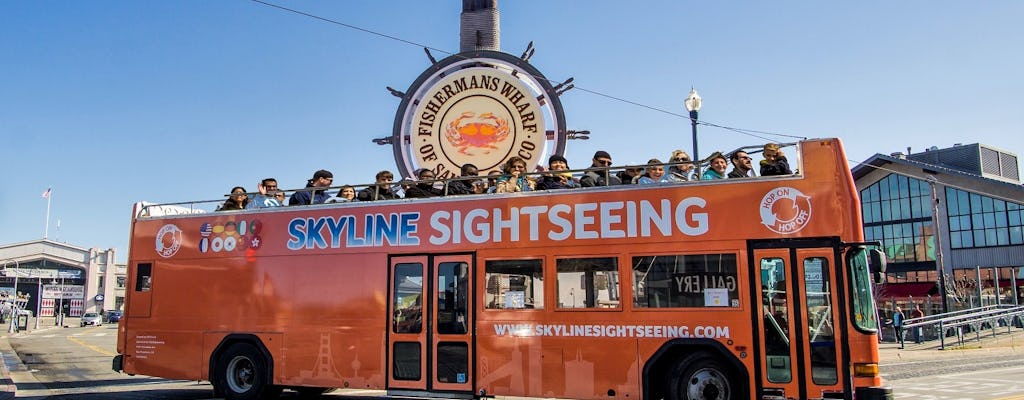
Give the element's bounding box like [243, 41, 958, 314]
[900, 304, 1024, 349]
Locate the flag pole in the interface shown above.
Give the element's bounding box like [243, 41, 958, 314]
[43, 188, 52, 239]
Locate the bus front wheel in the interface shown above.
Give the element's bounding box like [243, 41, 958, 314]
[667, 352, 736, 400]
[214, 342, 281, 400]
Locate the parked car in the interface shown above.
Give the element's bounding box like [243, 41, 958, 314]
[105, 310, 123, 323]
[80, 312, 103, 327]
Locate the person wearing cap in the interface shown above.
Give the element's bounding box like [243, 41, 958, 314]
[580, 150, 622, 187]
[358, 170, 400, 201]
[666, 150, 693, 182]
[701, 152, 728, 180]
[637, 159, 668, 184]
[536, 154, 579, 190]
[288, 169, 334, 205]
[760, 143, 793, 176]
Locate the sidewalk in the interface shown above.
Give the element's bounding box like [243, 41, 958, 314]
[879, 329, 1024, 363]
[0, 317, 67, 400]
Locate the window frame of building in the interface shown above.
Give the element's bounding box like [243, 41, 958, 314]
[860, 174, 936, 263]
[945, 187, 1024, 249]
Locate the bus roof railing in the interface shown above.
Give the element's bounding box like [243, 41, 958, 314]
[135, 140, 808, 219]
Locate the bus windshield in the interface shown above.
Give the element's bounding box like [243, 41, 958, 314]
[847, 247, 880, 332]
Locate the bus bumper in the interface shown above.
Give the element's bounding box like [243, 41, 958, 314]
[112, 354, 123, 372]
[856, 386, 893, 400]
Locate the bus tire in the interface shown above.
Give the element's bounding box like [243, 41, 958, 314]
[667, 352, 737, 400]
[214, 342, 281, 400]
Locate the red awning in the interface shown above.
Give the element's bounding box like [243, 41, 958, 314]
[877, 282, 938, 298]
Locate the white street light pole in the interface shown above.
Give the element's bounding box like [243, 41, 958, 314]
[6, 260, 20, 333]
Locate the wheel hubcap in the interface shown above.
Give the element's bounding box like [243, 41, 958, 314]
[686, 368, 729, 400]
[226, 356, 255, 393]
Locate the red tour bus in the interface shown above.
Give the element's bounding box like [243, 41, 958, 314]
[114, 138, 890, 400]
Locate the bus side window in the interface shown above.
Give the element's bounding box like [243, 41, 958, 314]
[135, 263, 152, 292]
[556, 257, 619, 309]
[484, 259, 544, 310]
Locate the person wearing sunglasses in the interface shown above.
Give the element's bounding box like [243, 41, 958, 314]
[247, 178, 286, 208]
[666, 149, 693, 182]
[728, 150, 755, 178]
[580, 150, 622, 187]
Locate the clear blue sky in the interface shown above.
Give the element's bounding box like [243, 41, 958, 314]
[2, 1, 1022, 262]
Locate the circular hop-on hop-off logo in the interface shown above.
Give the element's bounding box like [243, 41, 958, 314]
[155, 224, 183, 258]
[759, 187, 812, 234]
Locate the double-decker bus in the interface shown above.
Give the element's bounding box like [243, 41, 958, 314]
[113, 138, 889, 400]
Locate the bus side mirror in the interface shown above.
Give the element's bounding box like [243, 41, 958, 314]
[869, 249, 887, 284]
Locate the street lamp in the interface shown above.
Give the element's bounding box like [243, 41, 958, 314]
[4, 259, 19, 333]
[684, 88, 703, 177]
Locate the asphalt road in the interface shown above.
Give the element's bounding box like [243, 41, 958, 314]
[2, 324, 1022, 399]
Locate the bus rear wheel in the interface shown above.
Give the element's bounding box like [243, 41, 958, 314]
[214, 342, 281, 400]
[667, 353, 736, 400]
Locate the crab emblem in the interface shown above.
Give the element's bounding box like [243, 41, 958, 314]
[445, 112, 510, 155]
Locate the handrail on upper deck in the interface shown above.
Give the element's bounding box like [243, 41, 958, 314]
[135, 140, 812, 218]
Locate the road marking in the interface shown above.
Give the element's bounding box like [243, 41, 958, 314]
[67, 326, 117, 357]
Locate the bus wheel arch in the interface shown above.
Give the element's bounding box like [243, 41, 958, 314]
[642, 339, 747, 400]
[210, 334, 281, 400]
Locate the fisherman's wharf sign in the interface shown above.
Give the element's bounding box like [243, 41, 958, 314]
[392, 51, 567, 179]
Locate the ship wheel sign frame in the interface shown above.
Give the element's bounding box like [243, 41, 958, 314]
[391, 50, 568, 179]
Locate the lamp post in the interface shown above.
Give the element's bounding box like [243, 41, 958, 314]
[34, 276, 40, 330]
[5, 260, 19, 333]
[684, 88, 703, 177]
[927, 176, 950, 314]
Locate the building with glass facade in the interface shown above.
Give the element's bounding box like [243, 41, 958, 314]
[853, 143, 1023, 312]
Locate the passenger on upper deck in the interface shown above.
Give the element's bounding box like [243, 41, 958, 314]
[536, 155, 579, 190]
[728, 150, 754, 178]
[580, 150, 621, 187]
[445, 164, 479, 195]
[485, 170, 502, 193]
[328, 185, 357, 203]
[404, 169, 443, 198]
[289, 170, 334, 206]
[666, 150, 693, 182]
[760, 143, 793, 176]
[616, 163, 642, 185]
[701, 152, 728, 180]
[247, 178, 285, 208]
[217, 186, 249, 211]
[495, 157, 535, 193]
[358, 170, 400, 201]
[637, 159, 668, 184]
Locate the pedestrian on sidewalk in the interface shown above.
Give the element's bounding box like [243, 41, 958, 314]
[910, 305, 925, 343]
[893, 306, 905, 348]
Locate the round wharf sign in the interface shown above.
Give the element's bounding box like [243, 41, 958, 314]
[393, 51, 566, 179]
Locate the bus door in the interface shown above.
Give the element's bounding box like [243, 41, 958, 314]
[388, 254, 474, 395]
[753, 243, 845, 399]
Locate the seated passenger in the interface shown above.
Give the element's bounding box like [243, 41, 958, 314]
[728, 150, 755, 178]
[358, 170, 400, 201]
[289, 169, 334, 205]
[636, 159, 667, 184]
[217, 186, 249, 211]
[580, 150, 622, 187]
[328, 185, 357, 203]
[404, 169, 442, 198]
[485, 170, 502, 193]
[445, 164, 479, 195]
[536, 155, 580, 190]
[616, 163, 643, 185]
[666, 150, 693, 182]
[760, 143, 793, 176]
[247, 178, 285, 208]
[495, 157, 535, 193]
[701, 152, 728, 180]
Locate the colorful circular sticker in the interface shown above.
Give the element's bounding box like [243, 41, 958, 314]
[759, 187, 813, 234]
